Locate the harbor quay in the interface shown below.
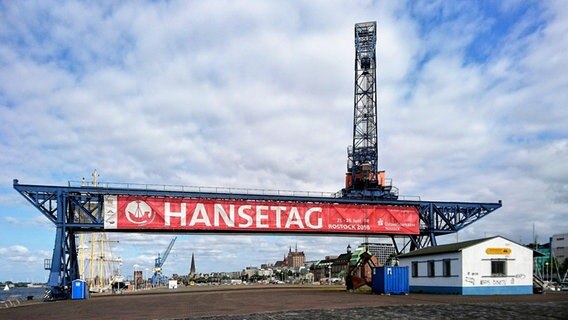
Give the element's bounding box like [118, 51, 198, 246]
[1, 285, 567, 320]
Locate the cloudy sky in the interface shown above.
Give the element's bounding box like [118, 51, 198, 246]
[1, 0, 566, 282]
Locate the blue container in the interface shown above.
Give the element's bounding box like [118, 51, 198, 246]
[372, 266, 409, 295]
[71, 279, 88, 300]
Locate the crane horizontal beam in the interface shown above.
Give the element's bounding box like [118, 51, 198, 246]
[14, 179, 501, 237]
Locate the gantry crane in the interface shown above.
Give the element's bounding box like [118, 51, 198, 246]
[342, 21, 397, 200]
[12, 21, 502, 301]
[151, 236, 177, 287]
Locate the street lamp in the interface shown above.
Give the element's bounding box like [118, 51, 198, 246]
[328, 266, 332, 285]
[145, 268, 149, 289]
[545, 262, 549, 281]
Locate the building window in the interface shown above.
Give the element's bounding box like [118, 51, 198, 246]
[556, 237, 565, 241]
[443, 259, 451, 277]
[491, 260, 507, 276]
[427, 260, 435, 277]
[411, 262, 418, 277]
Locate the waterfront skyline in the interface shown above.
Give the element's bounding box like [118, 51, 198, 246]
[1, 1, 567, 282]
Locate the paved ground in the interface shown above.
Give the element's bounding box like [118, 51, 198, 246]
[1, 285, 567, 320]
[195, 303, 568, 320]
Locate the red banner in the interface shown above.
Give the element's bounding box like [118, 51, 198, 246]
[103, 196, 419, 235]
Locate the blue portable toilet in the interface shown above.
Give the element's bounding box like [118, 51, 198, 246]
[372, 266, 409, 295]
[71, 279, 88, 300]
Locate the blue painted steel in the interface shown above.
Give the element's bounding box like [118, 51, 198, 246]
[409, 285, 462, 294]
[372, 266, 409, 294]
[461, 285, 532, 295]
[12, 179, 501, 299]
[410, 285, 533, 295]
[151, 237, 177, 287]
[71, 280, 88, 300]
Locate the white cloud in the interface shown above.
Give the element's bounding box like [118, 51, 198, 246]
[0, 245, 49, 265]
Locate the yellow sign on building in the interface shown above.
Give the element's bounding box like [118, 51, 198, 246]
[485, 248, 512, 255]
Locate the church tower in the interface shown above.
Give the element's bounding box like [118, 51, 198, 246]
[189, 252, 196, 278]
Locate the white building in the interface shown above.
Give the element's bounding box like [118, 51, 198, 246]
[398, 236, 535, 295]
[551, 233, 568, 263]
[258, 268, 274, 277]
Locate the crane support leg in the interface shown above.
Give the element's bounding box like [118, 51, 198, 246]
[45, 191, 79, 300]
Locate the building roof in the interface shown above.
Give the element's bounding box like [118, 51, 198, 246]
[333, 252, 352, 265]
[399, 237, 496, 258]
[398, 236, 545, 258]
[274, 260, 286, 268]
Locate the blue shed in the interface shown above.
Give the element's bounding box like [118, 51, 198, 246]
[372, 266, 409, 295]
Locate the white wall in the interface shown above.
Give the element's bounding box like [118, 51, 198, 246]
[399, 251, 462, 288]
[552, 233, 568, 262]
[461, 237, 533, 288]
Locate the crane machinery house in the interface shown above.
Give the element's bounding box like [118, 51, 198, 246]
[397, 236, 536, 295]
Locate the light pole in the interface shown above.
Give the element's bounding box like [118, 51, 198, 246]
[328, 266, 332, 285]
[545, 262, 549, 281]
[145, 268, 149, 289]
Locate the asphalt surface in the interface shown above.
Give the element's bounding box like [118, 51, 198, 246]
[1, 285, 567, 320]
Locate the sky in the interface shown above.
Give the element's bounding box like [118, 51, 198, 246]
[0, 0, 566, 283]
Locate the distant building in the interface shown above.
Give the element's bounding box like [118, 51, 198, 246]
[242, 266, 258, 279]
[551, 233, 568, 262]
[258, 268, 273, 277]
[525, 242, 551, 278]
[358, 242, 396, 265]
[304, 260, 318, 270]
[331, 252, 351, 279]
[274, 257, 287, 269]
[287, 244, 305, 269]
[312, 257, 335, 282]
[260, 263, 273, 270]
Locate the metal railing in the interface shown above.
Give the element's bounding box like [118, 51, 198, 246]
[68, 180, 420, 201]
[68, 181, 341, 198]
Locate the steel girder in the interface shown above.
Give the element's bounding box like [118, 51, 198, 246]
[13, 179, 501, 298]
[403, 201, 503, 252]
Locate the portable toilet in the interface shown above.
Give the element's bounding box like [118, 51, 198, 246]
[372, 266, 409, 295]
[71, 279, 88, 300]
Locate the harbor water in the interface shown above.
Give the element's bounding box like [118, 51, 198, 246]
[1, 287, 46, 301]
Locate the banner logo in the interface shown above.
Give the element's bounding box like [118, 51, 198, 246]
[125, 200, 155, 225]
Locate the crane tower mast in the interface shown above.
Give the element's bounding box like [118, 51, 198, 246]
[343, 21, 397, 199]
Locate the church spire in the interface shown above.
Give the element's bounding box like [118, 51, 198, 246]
[189, 252, 196, 277]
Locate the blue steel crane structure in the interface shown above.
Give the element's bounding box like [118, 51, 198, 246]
[151, 236, 177, 287]
[12, 21, 501, 300]
[13, 179, 500, 300]
[343, 21, 397, 200]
